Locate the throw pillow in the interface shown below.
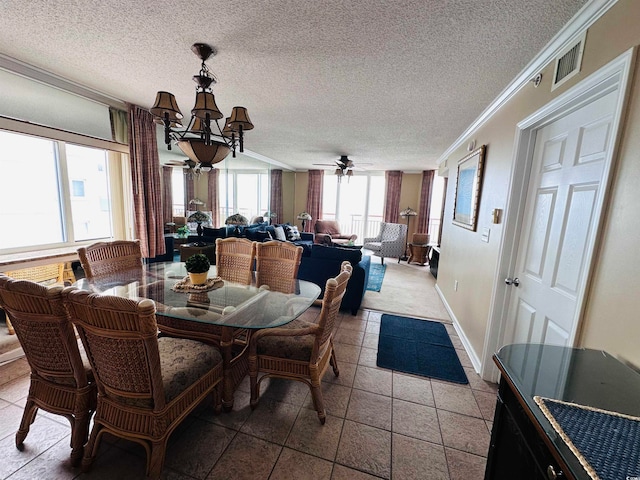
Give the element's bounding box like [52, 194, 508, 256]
[273, 225, 287, 241]
[284, 225, 301, 241]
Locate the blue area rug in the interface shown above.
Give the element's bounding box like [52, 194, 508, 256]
[366, 263, 386, 292]
[376, 314, 468, 384]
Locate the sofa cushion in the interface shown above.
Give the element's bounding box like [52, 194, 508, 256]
[273, 225, 287, 241]
[284, 225, 302, 241]
[310, 244, 362, 265]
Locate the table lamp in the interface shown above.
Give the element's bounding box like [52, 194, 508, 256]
[225, 213, 249, 236]
[297, 212, 312, 232]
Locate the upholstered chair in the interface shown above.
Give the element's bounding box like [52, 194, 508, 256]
[255, 240, 303, 294]
[363, 222, 408, 263]
[63, 287, 224, 479]
[215, 237, 256, 285]
[248, 261, 352, 424]
[313, 219, 357, 246]
[77, 240, 143, 279]
[0, 275, 96, 466]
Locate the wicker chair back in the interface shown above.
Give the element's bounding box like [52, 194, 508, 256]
[255, 240, 303, 293]
[77, 240, 142, 279]
[215, 237, 256, 285]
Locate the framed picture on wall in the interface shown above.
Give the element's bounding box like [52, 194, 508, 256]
[453, 145, 486, 231]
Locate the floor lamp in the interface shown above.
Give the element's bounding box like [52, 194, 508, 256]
[399, 207, 417, 261]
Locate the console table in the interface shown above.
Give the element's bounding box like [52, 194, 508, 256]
[486, 344, 640, 479]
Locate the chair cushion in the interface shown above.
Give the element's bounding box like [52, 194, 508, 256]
[158, 336, 222, 403]
[257, 319, 315, 362]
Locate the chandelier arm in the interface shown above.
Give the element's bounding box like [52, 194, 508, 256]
[163, 112, 172, 150]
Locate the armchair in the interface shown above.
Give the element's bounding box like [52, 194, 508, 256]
[363, 222, 408, 264]
[314, 219, 357, 246]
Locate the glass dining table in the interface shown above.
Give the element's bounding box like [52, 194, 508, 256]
[74, 261, 321, 410]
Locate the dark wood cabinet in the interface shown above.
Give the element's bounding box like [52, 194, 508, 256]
[485, 344, 640, 480]
[429, 246, 439, 278]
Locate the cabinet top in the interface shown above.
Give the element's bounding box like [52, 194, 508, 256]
[495, 344, 640, 479]
[495, 344, 640, 417]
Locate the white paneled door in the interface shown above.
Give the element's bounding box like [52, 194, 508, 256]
[505, 90, 617, 347]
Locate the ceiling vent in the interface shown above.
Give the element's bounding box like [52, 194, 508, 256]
[551, 32, 586, 91]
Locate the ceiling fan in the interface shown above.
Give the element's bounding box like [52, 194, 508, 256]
[312, 155, 371, 181]
[165, 158, 214, 176]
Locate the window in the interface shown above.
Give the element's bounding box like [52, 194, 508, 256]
[322, 173, 384, 240]
[171, 168, 185, 216]
[0, 130, 114, 252]
[218, 170, 269, 223]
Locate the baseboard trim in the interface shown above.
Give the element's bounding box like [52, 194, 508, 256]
[434, 284, 482, 374]
[0, 346, 24, 366]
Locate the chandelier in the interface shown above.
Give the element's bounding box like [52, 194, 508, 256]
[150, 43, 254, 167]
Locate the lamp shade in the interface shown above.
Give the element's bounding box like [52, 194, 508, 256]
[225, 213, 248, 225]
[400, 207, 417, 217]
[150, 91, 183, 120]
[191, 91, 223, 120]
[176, 138, 231, 165]
[229, 106, 254, 131]
[297, 212, 312, 221]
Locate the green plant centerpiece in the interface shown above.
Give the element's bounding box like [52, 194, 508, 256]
[185, 253, 210, 285]
[176, 225, 190, 238]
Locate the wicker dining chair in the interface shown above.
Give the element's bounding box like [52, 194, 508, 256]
[77, 240, 143, 279]
[0, 275, 96, 466]
[249, 261, 352, 424]
[215, 237, 256, 285]
[3, 262, 66, 334]
[63, 287, 224, 479]
[255, 240, 303, 294]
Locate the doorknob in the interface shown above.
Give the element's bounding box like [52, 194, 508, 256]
[505, 277, 520, 287]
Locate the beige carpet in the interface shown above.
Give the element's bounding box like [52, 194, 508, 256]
[361, 255, 451, 322]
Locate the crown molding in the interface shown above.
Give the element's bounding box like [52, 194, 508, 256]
[436, 0, 619, 165]
[0, 53, 127, 110]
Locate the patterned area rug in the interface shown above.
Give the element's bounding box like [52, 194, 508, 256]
[366, 263, 386, 292]
[376, 314, 468, 384]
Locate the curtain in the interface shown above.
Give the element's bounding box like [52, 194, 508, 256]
[270, 169, 283, 223]
[207, 169, 219, 227]
[109, 107, 128, 144]
[184, 174, 195, 213]
[306, 170, 324, 232]
[416, 170, 435, 234]
[128, 104, 164, 258]
[383, 170, 403, 223]
[162, 166, 173, 227]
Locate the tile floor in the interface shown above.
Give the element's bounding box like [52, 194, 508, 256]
[0, 308, 498, 479]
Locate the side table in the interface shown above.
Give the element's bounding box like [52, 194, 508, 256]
[408, 243, 430, 265]
[179, 243, 216, 263]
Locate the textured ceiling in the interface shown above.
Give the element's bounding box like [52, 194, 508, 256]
[0, 0, 588, 172]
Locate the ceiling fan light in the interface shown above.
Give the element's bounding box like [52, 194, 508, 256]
[229, 106, 254, 131]
[150, 91, 183, 120]
[346, 169, 353, 176]
[192, 91, 224, 120]
[334, 168, 343, 176]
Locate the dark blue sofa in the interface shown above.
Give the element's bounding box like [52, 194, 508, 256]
[297, 245, 371, 315]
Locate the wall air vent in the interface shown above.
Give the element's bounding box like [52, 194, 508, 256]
[551, 32, 586, 91]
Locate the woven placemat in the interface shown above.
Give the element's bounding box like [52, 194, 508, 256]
[534, 396, 640, 480]
[171, 276, 224, 293]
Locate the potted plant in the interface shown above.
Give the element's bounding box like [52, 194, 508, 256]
[185, 253, 210, 285]
[176, 225, 190, 238]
